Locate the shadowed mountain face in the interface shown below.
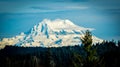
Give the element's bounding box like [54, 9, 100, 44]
[0, 19, 103, 48]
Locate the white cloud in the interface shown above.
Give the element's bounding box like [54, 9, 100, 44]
[65, 6, 89, 9]
[0, 1, 89, 13]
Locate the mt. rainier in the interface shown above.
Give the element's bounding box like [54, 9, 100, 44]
[0, 19, 103, 48]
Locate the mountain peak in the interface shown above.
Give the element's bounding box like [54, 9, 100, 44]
[35, 19, 94, 33]
[40, 19, 75, 25]
[0, 19, 103, 48]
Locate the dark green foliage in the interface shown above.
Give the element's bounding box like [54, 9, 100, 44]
[0, 30, 120, 67]
[80, 30, 98, 67]
[45, 48, 55, 67]
[0, 41, 120, 67]
[81, 30, 92, 48]
[71, 52, 84, 67]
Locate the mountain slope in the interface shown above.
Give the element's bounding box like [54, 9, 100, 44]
[0, 19, 103, 48]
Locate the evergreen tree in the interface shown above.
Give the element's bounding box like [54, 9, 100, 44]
[81, 30, 93, 60]
[46, 48, 55, 67]
[81, 30, 92, 48]
[81, 30, 104, 67]
[118, 40, 120, 47]
[71, 52, 83, 67]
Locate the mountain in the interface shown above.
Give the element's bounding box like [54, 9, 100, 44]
[0, 19, 103, 48]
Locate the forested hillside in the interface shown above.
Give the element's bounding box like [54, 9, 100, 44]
[0, 31, 120, 67]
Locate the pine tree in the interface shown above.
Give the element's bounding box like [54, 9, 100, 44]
[46, 48, 55, 67]
[81, 30, 93, 60]
[81, 30, 104, 67]
[71, 52, 83, 67]
[81, 30, 92, 48]
[118, 40, 120, 47]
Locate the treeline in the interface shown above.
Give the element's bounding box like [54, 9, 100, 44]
[0, 40, 120, 67]
[0, 30, 120, 67]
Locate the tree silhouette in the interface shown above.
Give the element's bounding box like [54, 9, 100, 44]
[46, 48, 55, 67]
[81, 30, 104, 67]
[81, 30, 92, 48]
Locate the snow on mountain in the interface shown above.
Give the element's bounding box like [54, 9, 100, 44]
[0, 19, 103, 48]
[0, 32, 25, 48]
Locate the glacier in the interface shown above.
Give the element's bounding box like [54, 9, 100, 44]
[0, 19, 103, 49]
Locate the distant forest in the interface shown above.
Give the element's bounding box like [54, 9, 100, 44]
[0, 30, 120, 67]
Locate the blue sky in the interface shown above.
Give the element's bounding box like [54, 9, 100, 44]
[0, 0, 120, 41]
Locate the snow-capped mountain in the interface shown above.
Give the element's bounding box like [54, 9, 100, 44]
[0, 19, 103, 48]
